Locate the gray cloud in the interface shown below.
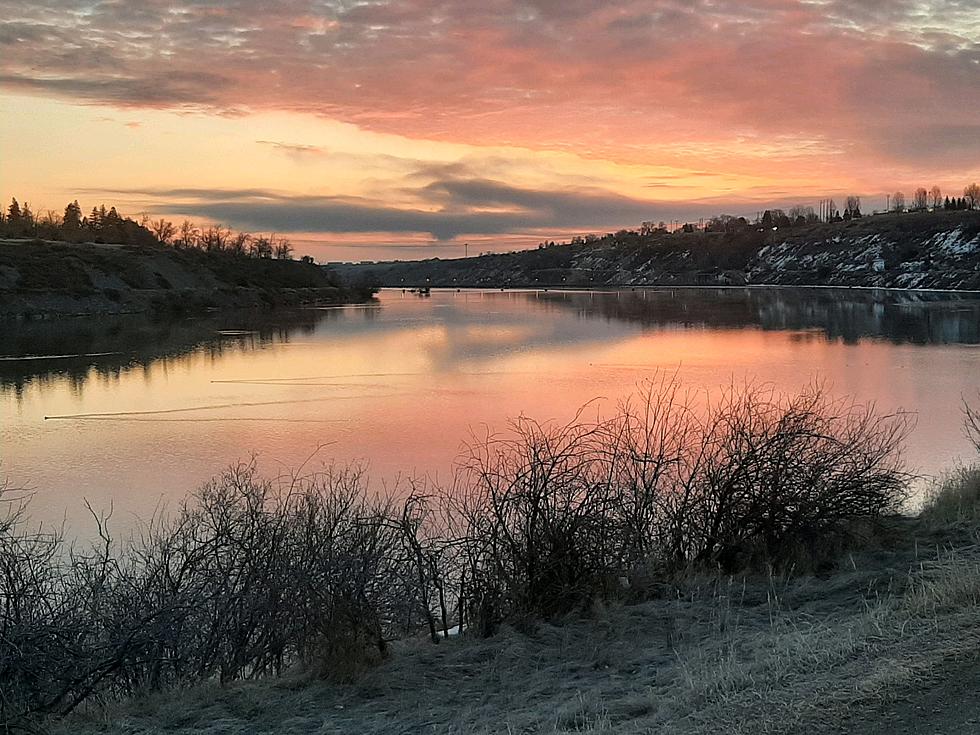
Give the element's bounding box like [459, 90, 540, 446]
[130, 181, 716, 239]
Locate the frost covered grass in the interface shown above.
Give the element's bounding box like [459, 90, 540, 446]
[54, 520, 980, 735]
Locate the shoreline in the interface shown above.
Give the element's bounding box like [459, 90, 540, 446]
[388, 283, 980, 295]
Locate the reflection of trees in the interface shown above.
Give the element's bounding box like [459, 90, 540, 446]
[3, 289, 977, 398]
[536, 288, 980, 345]
[0, 310, 326, 397]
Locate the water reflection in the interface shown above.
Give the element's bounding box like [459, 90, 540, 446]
[2, 288, 978, 534]
[535, 288, 980, 345]
[3, 289, 977, 398]
[0, 308, 349, 397]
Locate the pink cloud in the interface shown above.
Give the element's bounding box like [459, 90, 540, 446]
[1, 0, 978, 183]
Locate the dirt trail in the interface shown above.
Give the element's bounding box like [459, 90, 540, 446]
[815, 654, 980, 734]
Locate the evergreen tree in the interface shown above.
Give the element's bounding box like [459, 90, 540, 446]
[63, 200, 82, 230]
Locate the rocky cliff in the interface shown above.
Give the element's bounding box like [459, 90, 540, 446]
[339, 211, 980, 291]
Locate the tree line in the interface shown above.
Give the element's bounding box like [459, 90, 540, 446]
[0, 198, 300, 261]
[890, 183, 979, 213]
[551, 182, 980, 249]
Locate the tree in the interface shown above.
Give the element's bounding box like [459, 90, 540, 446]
[251, 236, 273, 258]
[19, 202, 35, 235]
[63, 201, 82, 230]
[824, 199, 840, 222]
[844, 196, 862, 218]
[7, 198, 21, 222]
[892, 191, 905, 212]
[930, 186, 942, 208]
[229, 232, 250, 256]
[151, 218, 176, 244]
[787, 205, 816, 225]
[913, 188, 928, 211]
[273, 237, 293, 260]
[177, 220, 197, 248]
[965, 183, 980, 210]
[200, 225, 230, 252]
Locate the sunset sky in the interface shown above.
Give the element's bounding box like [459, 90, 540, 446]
[2, 0, 979, 261]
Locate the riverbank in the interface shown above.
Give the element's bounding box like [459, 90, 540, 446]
[338, 210, 980, 291]
[7, 385, 978, 735]
[0, 239, 377, 317]
[57, 499, 980, 735]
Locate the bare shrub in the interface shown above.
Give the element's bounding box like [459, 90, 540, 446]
[965, 396, 980, 455]
[667, 384, 912, 572]
[0, 465, 406, 729]
[0, 381, 916, 730]
[920, 399, 980, 524]
[448, 379, 911, 628]
[453, 409, 628, 624]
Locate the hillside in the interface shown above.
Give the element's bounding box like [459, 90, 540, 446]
[0, 239, 376, 317]
[339, 211, 980, 291]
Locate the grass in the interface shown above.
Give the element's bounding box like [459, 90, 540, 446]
[920, 465, 980, 524]
[55, 516, 980, 735]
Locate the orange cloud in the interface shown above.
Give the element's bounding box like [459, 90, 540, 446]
[2, 0, 978, 258]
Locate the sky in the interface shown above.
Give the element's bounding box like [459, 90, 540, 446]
[1, 0, 979, 261]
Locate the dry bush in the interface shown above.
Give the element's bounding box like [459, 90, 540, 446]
[447, 378, 911, 630]
[965, 396, 980, 455]
[0, 381, 916, 730]
[919, 398, 980, 524]
[0, 465, 408, 731]
[921, 467, 980, 524]
[666, 384, 912, 572]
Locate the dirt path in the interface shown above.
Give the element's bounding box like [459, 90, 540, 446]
[817, 653, 980, 734]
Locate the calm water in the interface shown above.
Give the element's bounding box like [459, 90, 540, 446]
[2, 287, 979, 533]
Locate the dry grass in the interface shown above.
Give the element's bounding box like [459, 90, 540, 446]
[920, 465, 980, 524]
[55, 519, 980, 735]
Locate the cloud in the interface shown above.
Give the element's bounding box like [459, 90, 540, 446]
[125, 181, 715, 240]
[256, 140, 326, 158]
[1, 0, 979, 174]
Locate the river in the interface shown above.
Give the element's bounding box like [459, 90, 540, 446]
[2, 287, 979, 534]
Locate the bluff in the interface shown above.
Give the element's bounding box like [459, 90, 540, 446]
[338, 211, 980, 291]
[0, 239, 376, 317]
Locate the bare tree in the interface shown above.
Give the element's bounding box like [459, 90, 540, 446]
[177, 220, 198, 249]
[151, 219, 176, 244]
[200, 225, 231, 252]
[229, 232, 251, 256]
[913, 188, 928, 210]
[930, 185, 942, 208]
[250, 236, 273, 258]
[892, 191, 906, 212]
[965, 183, 980, 210]
[273, 237, 293, 260]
